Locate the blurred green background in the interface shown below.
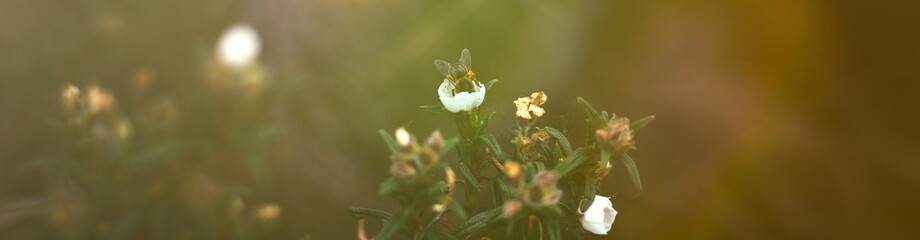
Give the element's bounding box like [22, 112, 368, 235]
[2, 0, 919, 239]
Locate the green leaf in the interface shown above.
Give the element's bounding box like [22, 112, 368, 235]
[439, 137, 461, 157]
[447, 200, 468, 220]
[424, 181, 450, 198]
[454, 221, 486, 238]
[556, 147, 589, 177]
[375, 208, 410, 240]
[420, 105, 452, 116]
[630, 115, 655, 133]
[458, 162, 480, 192]
[532, 161, 545, 171]
[479, 111, 497, 131]
[554, 144, 565, 160]
[620, 154, 644, 192]
[453, 207, 502, 237]
[485, 79, 499, 91]
[581, 175, 597, 212]
[348, 207, 392, 221]
[495, 180, 512, 201]
[379, 129, 399, 154]
[576, 97, 606, 128]
[542, 217, 561, 240]
[425, 230, 459, 240]
[478, 135, 503, 157]
[379, 178, 399, 196]
[599, 149, 612, 172]
[543, 127, 571, 155]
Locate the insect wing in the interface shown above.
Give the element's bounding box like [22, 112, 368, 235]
[459, 48, 471, 68]
[434, 59, 451, 76]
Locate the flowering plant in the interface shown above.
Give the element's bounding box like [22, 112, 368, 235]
[350, 49, 654, 239]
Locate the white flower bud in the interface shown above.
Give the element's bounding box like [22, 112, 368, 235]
[216, 23, 261, 69]
[437, 79, 485, 112]
[581, 195, 617, 235]
[395, 127, 412, 147]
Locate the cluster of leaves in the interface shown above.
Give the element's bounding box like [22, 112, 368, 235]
[350, 81, 653, 239]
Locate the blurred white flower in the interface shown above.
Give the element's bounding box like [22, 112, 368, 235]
[216, 23, 261, 69]
[581, 195, 617, 235]
[437, 79, 485, 113]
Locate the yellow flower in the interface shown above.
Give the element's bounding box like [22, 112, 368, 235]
[513, 91, 548, 119]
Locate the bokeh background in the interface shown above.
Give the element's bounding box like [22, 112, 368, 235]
[2, 0, 919, 239]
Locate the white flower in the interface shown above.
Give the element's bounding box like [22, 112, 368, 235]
[438, 79, 485, 112]
[216, 23, 261, 69]
[581, 195, 617, 235]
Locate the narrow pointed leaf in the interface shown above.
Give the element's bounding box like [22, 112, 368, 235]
[620, 154, 644, 192]
[348, 207, 392, 221]
[439, 137, 461, 156]
[485, 79, 499, 91]
[543, 127, 571, 155]
[576, 97, 605, 128]
[379, 129, 399, 153]
[630, 115, 655, 133]
[375, 208, 410, 240]
[458, 162, 480, 192]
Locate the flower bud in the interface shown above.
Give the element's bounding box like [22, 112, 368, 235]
[61, 84, 81, 113]
[424, 130, 445, 151]
[595, 117, 633, 151]
[502, 161, 522, 180]
[530, 130, 549, 142]
[445, 167, 456, 192]
[86, 86, 114, 115]
[581, 195, 617, 235]
[390, 162, 416, 182]
[395, 127, 413, 148]
[502, 200, 522, 218]
[523, 171, 562, 207]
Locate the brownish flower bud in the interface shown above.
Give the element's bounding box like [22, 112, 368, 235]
[530, 130, 550, 142]
[390, 162, 417, 182]
[503, 161, 522, 180]
[523, 171, 562, 207]
[502, 200, 522, 218]
[425, 130, 445, 151]
[596, 117, 633, 151]
[445, 167, 456, 192]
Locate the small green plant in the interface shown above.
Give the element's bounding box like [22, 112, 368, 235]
[350, 49, 654, 239]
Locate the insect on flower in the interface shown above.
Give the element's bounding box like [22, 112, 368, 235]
[434, 48, 477, 94]
[435, 49, 486, 112]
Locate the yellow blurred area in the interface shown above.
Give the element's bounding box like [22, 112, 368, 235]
[1, 0, 919, 239]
